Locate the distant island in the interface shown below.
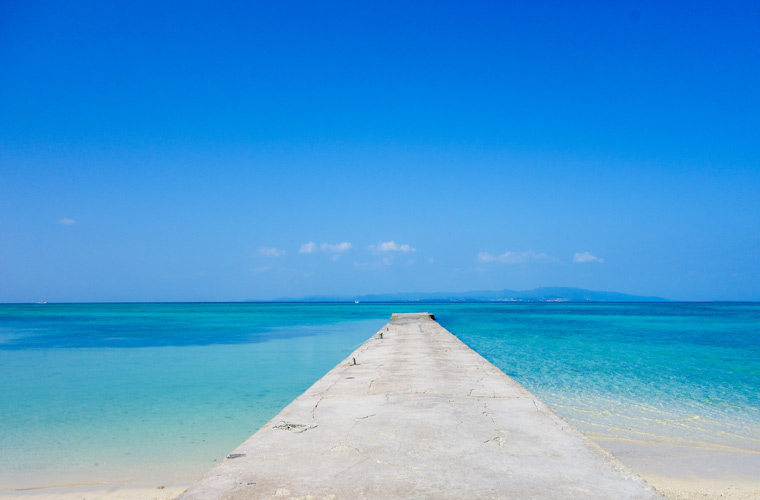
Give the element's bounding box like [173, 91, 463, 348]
[267, 287, 668, 303]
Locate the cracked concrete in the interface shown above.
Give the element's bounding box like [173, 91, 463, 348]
[177, 313, 665, 500]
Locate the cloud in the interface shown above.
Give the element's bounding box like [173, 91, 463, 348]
[370, 240, 416, 253]
[300, 241, 352, 254]
[573, 251, 604, 264]
[299, 242, 317, 253]
[478, 250, 555, 264]
[322, 242, 352, 252]
[259, 247, 285, 257]
[252, 266, 271, 273]
[58, 218, 76, 225]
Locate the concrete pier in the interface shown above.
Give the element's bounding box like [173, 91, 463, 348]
[178, 313, 664, 499]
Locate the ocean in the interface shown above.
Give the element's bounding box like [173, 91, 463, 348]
[0, 302, 758, 490]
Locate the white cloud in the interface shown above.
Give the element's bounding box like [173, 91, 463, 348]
[300, 242, 317, 253]
[370, 240, 416, 253]
[259, 247, 286, 257]
[300, 241, 352, 254]
[322, 242, 352, 253]
[573, 251, 604, 264]
[478, 250, 554, 264]
[58, 218, 76, 225]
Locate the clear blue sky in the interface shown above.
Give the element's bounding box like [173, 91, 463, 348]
[1, 1, 759, 302]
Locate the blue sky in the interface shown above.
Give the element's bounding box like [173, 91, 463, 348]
[1, 1, 759, 302]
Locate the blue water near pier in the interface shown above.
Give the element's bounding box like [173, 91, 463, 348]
[1, 302, 758, 488]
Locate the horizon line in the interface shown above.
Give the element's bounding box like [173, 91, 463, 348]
[5, 300, 760, 305]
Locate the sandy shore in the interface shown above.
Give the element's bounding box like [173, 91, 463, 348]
[2, 423, 757, 499]
[0, 483, 188, 500]
[2, 459, 758, 500]
[2, 442, 758, 500]
[645, 477, 760, 500]
[3, 477, 759, 500]
[596, 437, 760, 500]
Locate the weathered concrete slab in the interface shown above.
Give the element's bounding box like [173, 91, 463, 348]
[178, 313, 665, 499]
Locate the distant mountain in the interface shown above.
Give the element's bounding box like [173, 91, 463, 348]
[268, 287, 667, 303]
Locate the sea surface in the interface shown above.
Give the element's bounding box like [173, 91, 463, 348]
[1, 302, 758, 490]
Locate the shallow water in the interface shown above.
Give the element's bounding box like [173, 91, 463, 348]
[0, 302, 758, 489]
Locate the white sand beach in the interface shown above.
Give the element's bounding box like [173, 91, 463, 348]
[0, 484, 187, 500]
[601, 438, 760, 500]
[2, 435, 758, 499]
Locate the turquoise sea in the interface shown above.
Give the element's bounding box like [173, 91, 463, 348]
[1, 303, 758, 490]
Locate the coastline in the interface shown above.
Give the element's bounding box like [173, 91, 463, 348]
[3, 454, 758, 500]
[598, 437, 760, 500]
[3, 440, 757, 500]
[641, 478, 760, 500]
[0, 483, 187, 500]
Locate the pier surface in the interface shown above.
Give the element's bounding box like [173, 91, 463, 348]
[178, 313, 664, 499]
